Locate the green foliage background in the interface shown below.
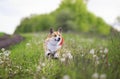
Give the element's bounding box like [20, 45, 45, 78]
[15, 0, 111, 35]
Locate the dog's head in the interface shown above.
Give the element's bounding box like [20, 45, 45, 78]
[47, 27, 63, 46]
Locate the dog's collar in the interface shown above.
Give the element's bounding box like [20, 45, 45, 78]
[59, 38, 64, 46]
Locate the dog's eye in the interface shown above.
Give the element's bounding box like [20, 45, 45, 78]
[54, 35, 57, 37]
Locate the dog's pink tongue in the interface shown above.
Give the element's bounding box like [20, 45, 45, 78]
[59, 38, 64, 46]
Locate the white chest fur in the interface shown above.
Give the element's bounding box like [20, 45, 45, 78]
[46, 40, 61, 52]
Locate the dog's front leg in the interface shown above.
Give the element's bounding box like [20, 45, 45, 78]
[54, 49, 61, 58]
[45, 50, 51, 57]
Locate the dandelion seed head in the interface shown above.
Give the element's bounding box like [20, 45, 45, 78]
[90, 49, 95, 55]
[15, 66, 18, 69]
[100, 74, 106, 79]
[26, 69, 29, 72]
[104, 48, 108, 54]
[62, 50, 73, 60]
[93, 55, 97, 58]
[102, 55, 105, 58]
[5, 57, 10, 61]
[42, 76, 46, 79]
[3, 50, 11, 56]
[63, 75, 70, 79]
[26, 43, 30, 46]
[81, 54, 84, 57]
[95, 56, 99, 61]
[108, 63, 111, 66]
[95, 60, 100, 65]
[1, 48, 5, 52]
[7, 63, 11, 67]
[0, 60, 4, 65]
[14, 71, 17, 74]
[62, 54, 66, 58]
[9, 68, 12, 71]
[41, 63, 46, 67]
[92, 72, 99, 79]
[67, 53, 73, 59]
[100, 50, 103, 53]
[36, 66, 41, 71]
[60, 58, 66, 62]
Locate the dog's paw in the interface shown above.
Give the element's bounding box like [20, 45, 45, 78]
[45, 51, 51, 57]
[54, 53, 59, 59]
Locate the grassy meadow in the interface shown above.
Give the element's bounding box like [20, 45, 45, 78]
[0, 32, 120, 79]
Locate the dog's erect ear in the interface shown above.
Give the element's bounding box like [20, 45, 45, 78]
[58, 27, 62, 33]
[50, 28, 54, 34]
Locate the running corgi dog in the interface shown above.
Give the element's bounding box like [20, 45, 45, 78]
[43, 28, 64, 58]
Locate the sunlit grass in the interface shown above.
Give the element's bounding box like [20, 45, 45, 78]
[0, 33, 119, 79]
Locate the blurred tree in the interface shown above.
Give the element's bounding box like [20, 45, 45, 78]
[56, 10, 74, 31]
[15, 0, 112, 35]
[15, 14, 55, 33]
[96, 17, 111, 35]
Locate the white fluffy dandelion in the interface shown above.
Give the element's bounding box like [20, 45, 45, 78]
[93, 55, 97, 58]
[42, 76, 46, 79]
[90, 49, 95, 55]
[102, 55, 105, 58]
[60, 58, 66, 62]
[1, 48, 5, 52]
[62, 50, 73, 60]
[92, 72, 99, 79]
[81, 54, 84, 57]
[0, 60, 4, 65]
[95, 60, 100, 65]
[62, 54, 66, 58]
[36, 66, 41, 72]
[41, 63, 46, 67]
[104, 48, 108, 54]
[63, 75, 70, 79]
[3, 50, 11, 56]
[26, 43, 30, 46]
[67, 53, 73, 59]
[39, 62, 46, 67]
[100, 50, 103, 53]
[100, 74, 106, 79]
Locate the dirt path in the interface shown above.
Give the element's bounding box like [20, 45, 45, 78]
[0, 34, 24, 49]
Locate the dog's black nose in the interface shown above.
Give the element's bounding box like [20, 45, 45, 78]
[58, 38, 60, 41]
